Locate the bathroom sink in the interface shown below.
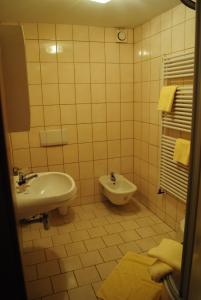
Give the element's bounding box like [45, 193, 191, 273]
[14, 172, 77, 219]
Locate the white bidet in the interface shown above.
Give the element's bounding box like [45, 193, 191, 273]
[99, 173, 137, 205]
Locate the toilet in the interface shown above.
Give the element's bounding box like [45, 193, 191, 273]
[99, 173, 137, 205]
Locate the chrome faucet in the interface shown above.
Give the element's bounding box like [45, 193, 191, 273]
[17, 171, 38, 186]
[110, 172, 116, 183]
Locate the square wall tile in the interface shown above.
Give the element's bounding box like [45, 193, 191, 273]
[30, 148, 47, 167]
[76, 84, 91, 103]
[38, 23, 55, 40]
[27, 63, 41, 84]
[42, 84, 59, 105]
[56, 24, 73, 40]
[23, 23, 38, 39]
[58, 63, 75, 83]
[76, 104, 92, 123]
[63, 144, 79, 163]
[74, 41, 90, 62]
[47, 147, 63, 165]
[77, 124, 92, 143]
[92, 104, 106, 123]
[92, 123, 107, 141]
[57, 41, 74, 62]
[60, 105, 76, 124]
[29, 85, 43, 106]
[91, 84, 105, 103]
[73, 25, 89, 41]
[44, 105, 61, 126]
[30, 106, 44, 127]
[39, 40, 57, 62]
[90, 42, 105, 62]
[90, 63, 105, 83]
[75, 63, 90, 83]
[59, 84, 75, 104]
[89, 26, 104, 42]
[41, 63, 58, 83]
[25, 40, 39, 62]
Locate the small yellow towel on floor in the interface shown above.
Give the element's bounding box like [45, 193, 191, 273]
[97, 252, 163, 300]
[173, 138, 191, 166]
[158, 86, 177, 112]
[149, 261, 173, 282]
[148, 239, 183, 271]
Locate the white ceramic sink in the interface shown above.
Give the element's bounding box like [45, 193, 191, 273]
[14, 172, 77, 219]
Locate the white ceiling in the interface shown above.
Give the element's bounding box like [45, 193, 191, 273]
[0, 0, 180, 28]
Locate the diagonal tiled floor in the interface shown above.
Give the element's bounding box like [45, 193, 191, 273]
[21, 199, 177, 300]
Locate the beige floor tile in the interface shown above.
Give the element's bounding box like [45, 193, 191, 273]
[57, 223, 76, 234]
[23, 229, 40, 242]
[51, 272, 77, 293]
[59, 256, 82, 272]
[37, 260, 60, 279]
[80, 250, 103, 267]
[24, 265, 37, 282]
[99, 246, 122, 262]
[23, 241, 34, 253]
[23, 250, 46, 266]
[92, 280, 104, 296]
[152, 223, 172, 234]
[153, 233, 171, 244]
[74, 220, 92, 230]
[120, 230, 140, 242]
[84, 237, 106, 251]
[88, 226, 107, 238]
[74, 266, 101, 286]
[65, 241, 87, 256]
[33, 237, 53, 249]
[43, 291, 69, 300]
[151, 215, 163, 224]
[70, 230, 90, 242]
[102, 234, 123, 246]
[118, 241, 141, 255]
[26, 278, 53, 300]
[136, 226, 156, 238]
[135, 217, 156, 227]
[40, 227, 58, 238]
[96, 261, 117, 280]
[120, 220, 139, 230]
[52, 233, 72, 245]
[91, 217, 108, 227]
[106, 215, 124, 224]
[136, 237, 157, 252]
[68, 285, 97, 300]
[78, 211, 96, 221]
[45, 245, 67, 260]
[104, 223, 123, 234]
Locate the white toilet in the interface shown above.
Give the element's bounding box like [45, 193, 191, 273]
[99, 173, 137, 205]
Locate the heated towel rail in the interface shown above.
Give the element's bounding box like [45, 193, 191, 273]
[159, 49, 194, 202]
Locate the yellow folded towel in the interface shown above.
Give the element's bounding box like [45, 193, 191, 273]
[173, 138, 191, 166]
[97, 252, 163, 300]
[149, 261, 173, 282]
[158, 85, 177, 112]
[148, 239, 183, 271]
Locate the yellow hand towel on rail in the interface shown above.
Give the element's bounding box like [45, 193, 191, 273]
[97, 252, 163, 300]
[158, 85, 177, 112]
[149, 261, 173, 282]
[173, 138, 191, 166]
[148, 239, 183, 271]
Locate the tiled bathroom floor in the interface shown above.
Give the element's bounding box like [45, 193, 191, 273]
[21, 199, 177, 300]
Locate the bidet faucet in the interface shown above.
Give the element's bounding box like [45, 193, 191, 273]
[110, 172, 116, 183]
[18, 171, 38, 186]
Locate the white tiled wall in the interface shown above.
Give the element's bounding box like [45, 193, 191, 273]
[133, 4, 195, 231]
[10, 23, 134, 206]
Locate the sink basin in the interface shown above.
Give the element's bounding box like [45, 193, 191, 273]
[14, 172, 77, 219]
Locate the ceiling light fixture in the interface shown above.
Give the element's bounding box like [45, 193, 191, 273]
[90, 0, 111, 4]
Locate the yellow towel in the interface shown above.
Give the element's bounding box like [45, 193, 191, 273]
[148, 239, 183, 271]
[149, 261, 173, 282]
[158, 86, 177, 112]
[173, 138, 191, 166]
[97, 252, 163, 300]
